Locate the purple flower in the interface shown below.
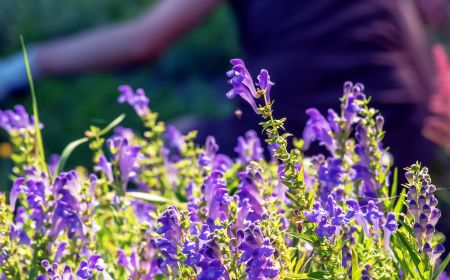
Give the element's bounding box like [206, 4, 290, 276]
[155, 206, 183, 272]
[236, 165, 265, 218]
[256, 69, 274, 103]
[165, 125, 184, 152]
[38, 255, 104, 280]
[432, 244, 445, 263]
[234, 130, 264, 164]
[106, 136, 141, 191]
[364, 201, 384, 239]
[131, 200, 155, 223]
[327, 109, 339, 133]
[76, 254, 105, 279]
[48, 154, 60, 176]
[226, 59, 261, 114]
[0, 105, 42, 135]
[198, 259, 229, 280]
[182, 225, 230, 280]
[186, 182, 200, 224]
[346, 200, 370, 237]
[342, 81, 365, 130]
[10, 175, 49, 233]
[383, 212, 397, 251]
[197, 136, 233, 174]
[117, 248, 161, 279]
[303, 108, 335, 153]
[51, 171, 88, 239]
[237, 221, 279, 279]
[202, 171, 231, 223]
[305, 196, 347, 239]
[317, 158, 345, 202]
[94, 155, 114, 182]
[118, 85, 150, 117]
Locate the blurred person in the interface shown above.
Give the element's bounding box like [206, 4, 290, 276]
[423, 44, 450, 152]
[0, 0, 444, 168]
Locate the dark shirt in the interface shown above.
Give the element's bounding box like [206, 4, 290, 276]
[220, 0, 435, 168]
[230, 0, 433, 111]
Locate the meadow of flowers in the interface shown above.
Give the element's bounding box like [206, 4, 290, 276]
[0, 58, 449, 279]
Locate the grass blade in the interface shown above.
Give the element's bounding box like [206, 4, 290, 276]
[389, 167, 398, 210]
[126, 191, 184, 208]
[54, 114, 125, 175]
[55, 137, 89, 175]
[98, 114, 125, 136]
[20, 36, 48, 176]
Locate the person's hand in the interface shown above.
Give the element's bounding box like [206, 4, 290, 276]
[422, 44, 450, 151]
[0, 49, 40, 102]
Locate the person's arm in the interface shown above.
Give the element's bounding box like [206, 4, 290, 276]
[35, 0, 221, 75]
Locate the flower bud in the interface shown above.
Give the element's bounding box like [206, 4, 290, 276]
[426, 224, 435, 243]
[428, 184, 437, 192]
[408, 200, 419, 220]
[422, 204, 431, 217]
[432, 244, 445, 263]
[407, 187, 417, 201]
[423, 242, 432, 258]
[419, 213, 428, 229]
[405, 171, 414, 184]
[430, 208, 441, 226]
[413, 223, 423, 245]
[418, 195, 426, 208]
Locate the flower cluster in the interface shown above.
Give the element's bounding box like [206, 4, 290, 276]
[37, 255, 105, 280]
[406, 164, 445, 263]
[0, 59, 448, 280]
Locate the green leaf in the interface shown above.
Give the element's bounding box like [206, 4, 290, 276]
[393, 189, 406, 213]
[390, 167, 398, 198]
[351, 249, 361, 279]
[98, 114, 126, 136]
[126, 192, 183, 207]
[393, 231, 425, 279]
[392, 247, 413, 278]
[54, 114, 125, 175]
[286, 191, 302, 208]
[397, 218, 413, 236]
[433, 252, 450, 280]
[281, 271, 330, 279]
[55, 137, 89, 175]
[20, 36, 48, 177]
[305, 271, 330, 279]
[287, 232, 318, 244]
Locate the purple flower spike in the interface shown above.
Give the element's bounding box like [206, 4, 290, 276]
[165, 125, 185, 153]
[237, 221, 280, 279]
[383, 213, 397, 251]
[94, 155, 114, 182]
[118, 85, 150, 117]
[303, 108, 335, 152]
[226, 59, 261, 114]
[316, 216, 337, 238]
[0, 105, 42, 135]
[234, 130, 264, 165]
[257, 69, 274, 103]
[202, 171, 231, 223]
[155, 206, 184, 272]
[76, 254, 105, 279]
[106, 136, 141, 191]
[346, 200, 370, 237]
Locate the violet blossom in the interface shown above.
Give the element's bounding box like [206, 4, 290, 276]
[118, 85, 150, 117]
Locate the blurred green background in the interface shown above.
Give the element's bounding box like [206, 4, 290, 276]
[0, 0, 240, 183]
